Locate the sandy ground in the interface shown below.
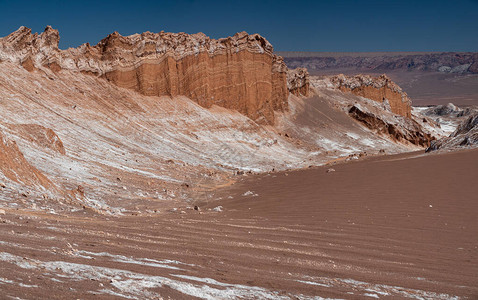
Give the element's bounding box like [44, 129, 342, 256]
[1, 148, 477, 299]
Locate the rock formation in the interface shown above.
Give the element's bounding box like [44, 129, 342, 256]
[287, 68, 310, 97]
[0, 130, 53, 188]
[422, 103, 475, 118]
[329, 74, 412, 118]
[427, 112, 478, 151]
[0, 25, 443, 215]
[0, 26, 291, 124]
[348, 104, 433, 147]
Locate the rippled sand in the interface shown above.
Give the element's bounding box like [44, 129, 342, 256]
[1, 149, 477, 299]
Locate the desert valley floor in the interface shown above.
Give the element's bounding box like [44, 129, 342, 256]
[1, 26, 478, 299]
[1, 149, 477, 299]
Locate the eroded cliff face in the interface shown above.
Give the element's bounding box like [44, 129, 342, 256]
[348, 105, 434, 147]
[329, 74, 412, 118]
[287, 68, 310, 97]
[0, 26, 289, 124]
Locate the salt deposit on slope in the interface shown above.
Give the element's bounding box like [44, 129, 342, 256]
[0, 251, 313, 299]
[0, 60, 446, 214]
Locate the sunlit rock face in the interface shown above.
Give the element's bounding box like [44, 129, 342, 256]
[0, 27, 290, 124]
[329, 74, 412, 118]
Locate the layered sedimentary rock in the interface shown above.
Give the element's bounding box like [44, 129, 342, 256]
[287, 68, 310, 97]
[0, 26, 290, 124]
[329, 74, 412, 118]
[348, 105, 433, 147]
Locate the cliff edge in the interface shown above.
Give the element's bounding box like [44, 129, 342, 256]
[0, 26, 292, 124]
[329, 74, 412, 118]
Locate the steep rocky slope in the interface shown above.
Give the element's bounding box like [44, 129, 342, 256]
[427, 112, 478, 151]
[0, 60, 308, 213]
[0, 60, 432, 214]
[287, 67, 310, 97]
[328, 74, 412, 117]
[414, 103, 477, 136]
[0, 26, 288, 124]
[309, 75, 437, 147]
[0, 26, 447, 215]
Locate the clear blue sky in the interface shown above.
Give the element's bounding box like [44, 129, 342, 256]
[0, 0, 477, 52]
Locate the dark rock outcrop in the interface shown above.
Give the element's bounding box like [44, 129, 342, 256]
[349, 105, 434, 147]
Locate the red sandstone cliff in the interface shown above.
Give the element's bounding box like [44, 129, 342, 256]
[0, 26, 290, 124]
[329, 74, 412, 118]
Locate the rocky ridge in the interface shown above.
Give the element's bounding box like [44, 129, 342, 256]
[0, 26, 451, 215]
[348, 104, 433, 147]
[0, 26, 291, 124]
[309, 76, 438, 147]
[427, 112, 478, 151]
[328, 74, 412, 118]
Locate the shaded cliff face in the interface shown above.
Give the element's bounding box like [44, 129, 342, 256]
[329, 74, 412, 118]
[0, 27, 289, 124]
[348, 105, 434, 147]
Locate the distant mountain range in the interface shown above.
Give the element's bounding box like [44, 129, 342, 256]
[277, 52, 478, 74]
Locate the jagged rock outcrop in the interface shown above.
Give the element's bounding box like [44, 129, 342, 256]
[329, 74, 412, 118]
[427, 112, 478, 151]
[422, 103, 475, 118]
[0, 26, 289, 124]
[287, 68, 310, 97]
[348, 104, 434, 147]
